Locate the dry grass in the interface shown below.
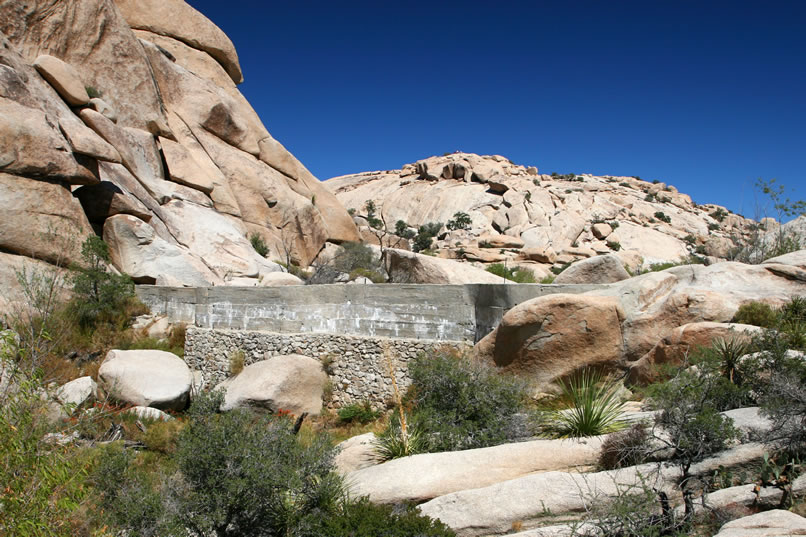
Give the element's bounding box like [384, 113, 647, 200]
[300, 410, 389, 445]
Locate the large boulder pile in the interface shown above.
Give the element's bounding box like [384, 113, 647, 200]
[0, 0, 358, 294]
[326, 153, 764, 279]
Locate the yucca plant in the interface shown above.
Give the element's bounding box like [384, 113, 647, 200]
[373, 344, 427, 461]
[550, 368, 627, 438]
[373, 414, 427, 461]
[712, 337, 750, 386]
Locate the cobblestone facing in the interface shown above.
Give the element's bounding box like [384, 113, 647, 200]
[185, 327, 470, 409]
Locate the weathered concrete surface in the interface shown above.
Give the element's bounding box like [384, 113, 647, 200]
[136, 283, 607, 342]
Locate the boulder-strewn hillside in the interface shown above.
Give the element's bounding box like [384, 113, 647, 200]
[326, 153, 763, 278]
[0, 0, 358, 291]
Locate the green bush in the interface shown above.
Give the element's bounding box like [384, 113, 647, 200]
[646, 360, 740, 517]
[69, 235, 136, 330]
[338, 400, 380, 424]
[0, 365, 90, 536]
[395, 220, 416, 239]
[548, 368, 627, 438]
[653, 211, 671, 224]
[485, 263, 536, 283]
[249, 232, 269, 257]
[320, 497, 456, 537]
[446, 211, 472, 231]
[551, 262, 571, 275]
[94, 390, 347, 537]
[750, 329, 806, 454]
[410, 222, 444, 252]
[711, 207, 728, 222]
[398, 352, 529, 453]
[606, 240, 621, 251]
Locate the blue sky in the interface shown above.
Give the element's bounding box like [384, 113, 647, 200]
[187, 1, 805, 221]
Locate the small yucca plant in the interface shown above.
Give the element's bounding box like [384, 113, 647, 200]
[550, 368, 627, 438]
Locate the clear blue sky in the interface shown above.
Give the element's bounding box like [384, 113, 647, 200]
[187, 0, 805, 221]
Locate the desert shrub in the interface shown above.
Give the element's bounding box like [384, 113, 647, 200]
[653, 211, 671, 224]
[571, 479, 689, 537]
[395, 220, 416, 239]
[412, 233, 433, 252]
[94, 391, 348, 537]
[598, 423, 651, 470]
[69, 235, 136, 330]
[540, 275, 556, 284]
[0, 365, 91, 536]
[711, 208, 728, 222]
[646, 361, 740, 515]
[412, 222, 444, 253]
[551, 262, 572, 275]
[644, 193, 657, 202]
[248, 233, 269, 257]
[364, 200, 383, 229]
[91, 443, 168, 535]
[708, 222, 720, 231]
[606, 240, 621, 251]
[319, 497, 456, 537]
[547, 368, 627, 438]
[446, 211, 472, 231]
[143, 419, 185, 454]
[400, 352, 529, 452]
[749, 330, 806, 454]
[309, 241, 383, 284]
[338, 400, 380, 424]
[334, 242, 379, 274]
[485, 263, 536, 283]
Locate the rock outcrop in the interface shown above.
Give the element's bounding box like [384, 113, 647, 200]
[386, 248, 510, 284]
[0, 0, 358, 296]
[477, 258, 806, 388]
[326, 153, 761, 276]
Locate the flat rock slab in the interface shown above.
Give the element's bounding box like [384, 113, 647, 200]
[33, 54, 89, 106]
[347, 435, 607, 504]
[99, 349, 191, 411]
[714, 509, 806, 537]
[418, 443, 766, 537]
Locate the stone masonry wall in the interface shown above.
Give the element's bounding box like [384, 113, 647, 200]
[185, 326, 470, 409]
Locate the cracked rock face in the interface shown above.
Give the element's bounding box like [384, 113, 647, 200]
[0, 0, 358, 294]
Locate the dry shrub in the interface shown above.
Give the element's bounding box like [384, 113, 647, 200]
[143, 419, 185, 454]
[598, 422, 651, 470]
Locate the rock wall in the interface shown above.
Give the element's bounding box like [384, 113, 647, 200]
[185, 327, 469, 409]
[136, 283, 607, 342]
[0, 0, 358, 299]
